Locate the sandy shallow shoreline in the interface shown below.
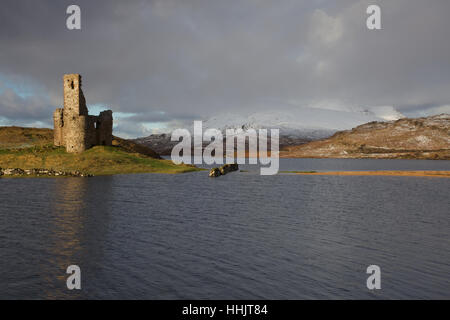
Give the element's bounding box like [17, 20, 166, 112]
[294, 171, 450, 178]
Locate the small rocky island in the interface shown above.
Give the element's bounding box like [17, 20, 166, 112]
[209, 164, 239, 177]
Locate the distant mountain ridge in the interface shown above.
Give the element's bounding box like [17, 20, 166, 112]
[281, 114, 450, 159]
[134, 105, 400, 154]
[201, 106, 398, 139]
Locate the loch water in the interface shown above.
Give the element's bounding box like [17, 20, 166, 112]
[1, 159, 449, 299]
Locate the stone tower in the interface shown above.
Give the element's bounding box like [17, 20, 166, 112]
[53, 74, 113, 153]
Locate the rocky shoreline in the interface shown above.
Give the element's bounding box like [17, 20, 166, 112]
[0, 168, 93, 177]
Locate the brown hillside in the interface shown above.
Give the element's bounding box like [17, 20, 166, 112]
[0, 126, 161, 159]
[0, 126, 53, 148]
[112, 136, 160, 159]
[281, 114, 450, 159]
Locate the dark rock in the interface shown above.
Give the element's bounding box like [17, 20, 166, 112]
[219, 163, 239, 175]
[209, 164, 239, 177]
[3, 168, 24, 175]
[209, 168, 221, 177]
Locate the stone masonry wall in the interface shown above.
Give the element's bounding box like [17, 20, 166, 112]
[97, 110, 113, 146]
[53, 108, 64, 146]
[54, 74, 113, 153]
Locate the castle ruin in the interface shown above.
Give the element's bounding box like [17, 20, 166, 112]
[53, 74, 113, 153]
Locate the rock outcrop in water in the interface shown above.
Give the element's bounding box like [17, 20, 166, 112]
[209, 168, 221, 177]
[209, 164, 239, 177]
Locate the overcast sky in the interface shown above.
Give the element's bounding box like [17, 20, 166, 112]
[1, 0, 449, 137]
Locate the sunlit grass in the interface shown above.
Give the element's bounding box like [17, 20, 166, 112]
[0, 128, 200, 176]
[0, 144, 200, 175]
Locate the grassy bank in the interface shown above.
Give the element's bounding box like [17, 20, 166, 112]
[0, 127, 200, 176]
[0, 144, 200, 175]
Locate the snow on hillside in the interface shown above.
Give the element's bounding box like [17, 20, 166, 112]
[202, 105, 403, 140]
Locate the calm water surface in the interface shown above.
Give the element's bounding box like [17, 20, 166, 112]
[1, 159, 449, 299]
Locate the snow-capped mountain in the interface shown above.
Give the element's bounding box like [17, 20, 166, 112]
[133, 105, 405, 154]
[202, 105, 403, 140]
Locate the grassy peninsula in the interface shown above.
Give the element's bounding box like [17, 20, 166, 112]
[0, 127, 199, 176]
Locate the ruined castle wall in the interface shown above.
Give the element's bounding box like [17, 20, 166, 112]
[62, 74, 90, 153]
[63, 74, 88, 116]
[87, 116, 99, 146]
[53, 108, 64, 146]
[97, 110, 113, 146]
[54, 74, 113, 153]
[64, 115, 90, 153]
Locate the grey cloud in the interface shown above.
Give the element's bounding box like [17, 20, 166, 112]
[0, 0, 449, 137]
[0, 88, 54, 125]
[122, 110, 198, 123]
[397, 103, 450, 117]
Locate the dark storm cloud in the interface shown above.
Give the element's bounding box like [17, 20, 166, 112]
[0, 88, 54, 123]
[0, 0, 449, 136]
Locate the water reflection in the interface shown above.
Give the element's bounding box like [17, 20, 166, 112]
[41, 178, 89, 298]
[40, 177, 114, 299]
